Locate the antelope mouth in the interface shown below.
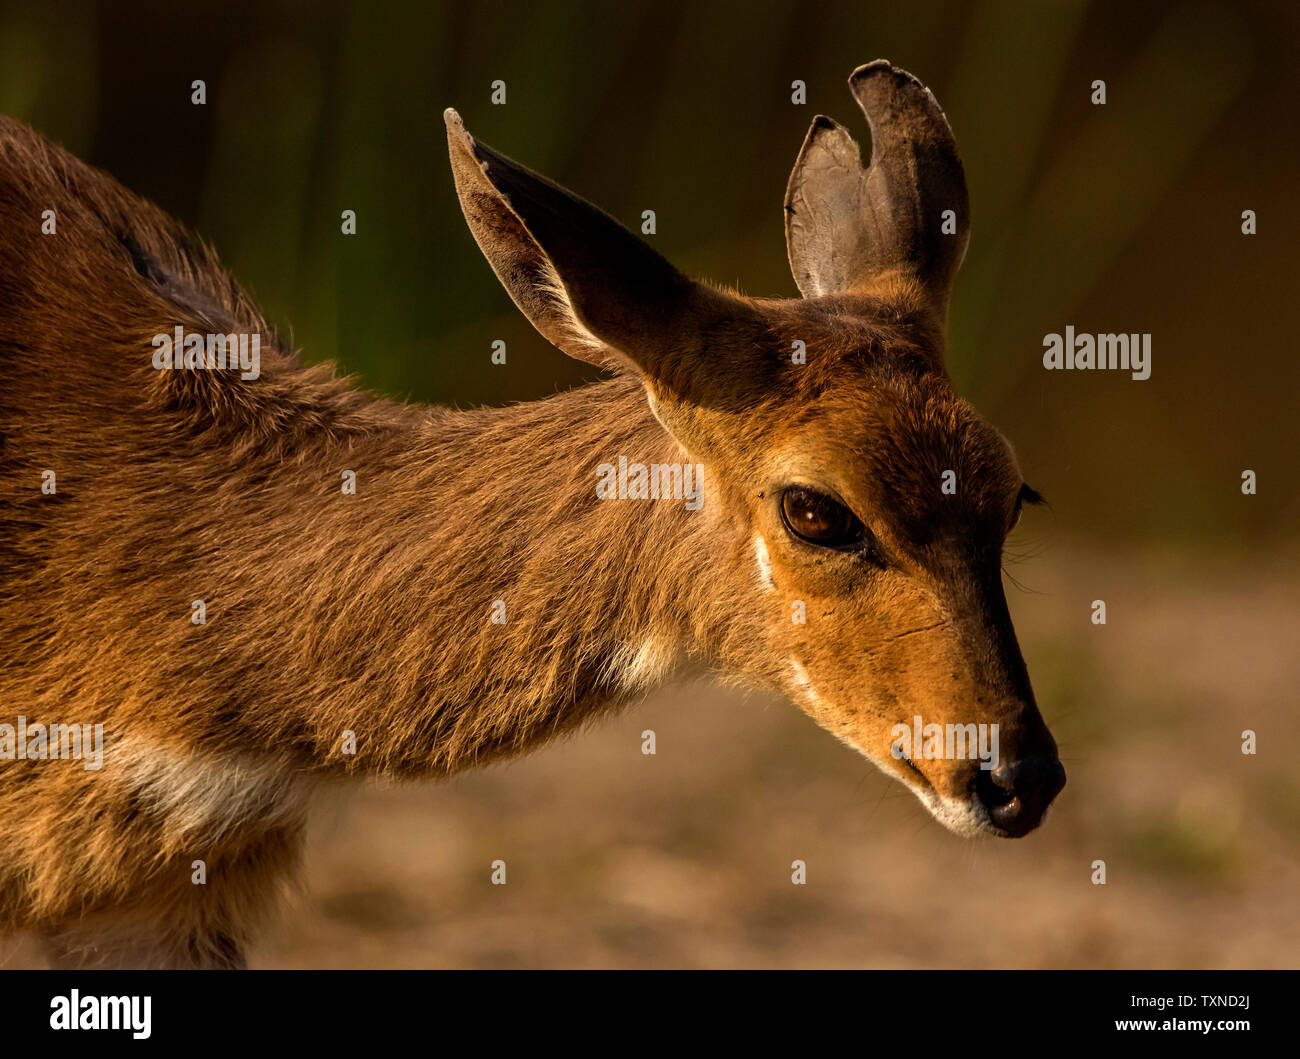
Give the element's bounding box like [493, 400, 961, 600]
[896, 750, 931, 788]
[897, 754, 1064, 839]
[892, 751, 1002, 838]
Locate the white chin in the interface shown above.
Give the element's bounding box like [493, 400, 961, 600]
[909, 784, 993, 837]
[842, 735, 994, 838]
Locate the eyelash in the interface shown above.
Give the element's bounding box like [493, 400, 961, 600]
[1010, 484, 1045, 531]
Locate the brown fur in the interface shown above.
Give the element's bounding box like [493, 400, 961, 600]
[0, 63, 1062, 968]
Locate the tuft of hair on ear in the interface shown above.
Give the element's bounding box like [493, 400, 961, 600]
[533, 257, 618, 368]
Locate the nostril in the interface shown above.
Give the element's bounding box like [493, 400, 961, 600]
[977, 754, 1066, 836]
[976, 766, 1016, 809]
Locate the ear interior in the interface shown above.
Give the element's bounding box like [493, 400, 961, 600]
[784, 61, 969, 315]
[847, 62, 969, 294]
[445, 109, 693, 375]
[783, 116, 871, 298]
[444, 109, 775, 467]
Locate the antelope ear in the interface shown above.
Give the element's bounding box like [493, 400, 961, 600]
[784, 61, 969, 316]
[445, 108, 697, 375]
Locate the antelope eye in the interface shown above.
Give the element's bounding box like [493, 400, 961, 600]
[780, 486, 865, 549]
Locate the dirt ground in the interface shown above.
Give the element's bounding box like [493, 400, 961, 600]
[5, 544, 1297, 968]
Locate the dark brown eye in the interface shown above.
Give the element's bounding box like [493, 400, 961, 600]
[780, 486, 865, 549]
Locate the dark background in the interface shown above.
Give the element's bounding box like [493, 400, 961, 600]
[4, 0, 1296, 544]
[2, 0, 1296, 967]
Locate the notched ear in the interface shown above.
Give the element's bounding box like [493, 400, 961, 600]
[445, 108, 695, 375]
[784, 61, 970, 317]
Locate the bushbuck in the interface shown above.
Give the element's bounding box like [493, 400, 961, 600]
[0, 61, 1064, 969]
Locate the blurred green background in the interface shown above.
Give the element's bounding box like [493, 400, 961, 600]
[1, 0, 1295, 546]
[2, 0, 1297, 969]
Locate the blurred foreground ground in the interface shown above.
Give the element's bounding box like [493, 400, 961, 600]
[274, 544, 1300, 968]
[5, 544, 1297, 969]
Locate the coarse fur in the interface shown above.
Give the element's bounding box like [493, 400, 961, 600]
[0, 62, 1063, 968]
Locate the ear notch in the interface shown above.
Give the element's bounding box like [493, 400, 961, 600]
[784, 61, 969, 315]
[445, 108, 694, 374]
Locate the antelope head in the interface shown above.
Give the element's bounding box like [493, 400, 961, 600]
[446, 61, 1065, 838]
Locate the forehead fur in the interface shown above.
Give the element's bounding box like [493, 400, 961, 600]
[854, 374, 1020, 552]
[754, 287, 940, 396]
[753, 296, 1021, 552]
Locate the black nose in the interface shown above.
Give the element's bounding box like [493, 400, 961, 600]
[976, 755, 1066, 837]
